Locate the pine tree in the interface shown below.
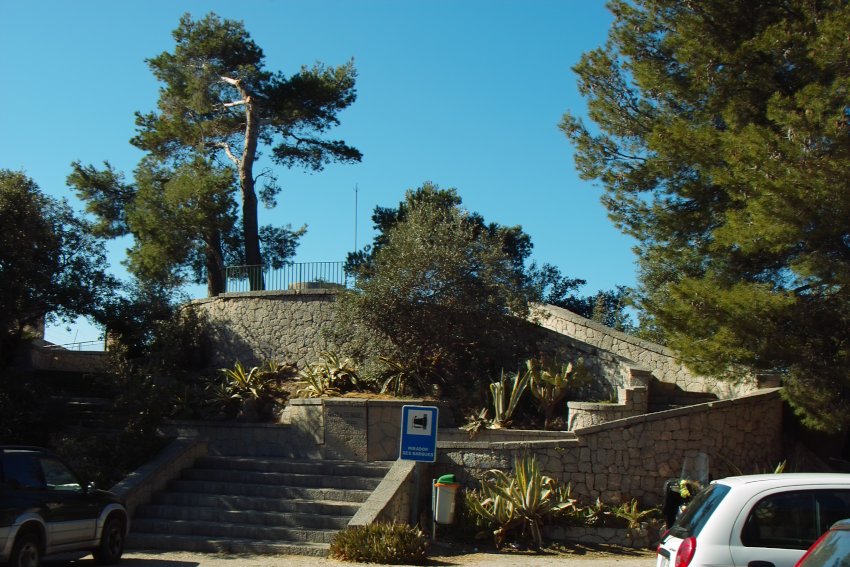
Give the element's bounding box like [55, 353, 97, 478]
[562, 0, 850, 430]
[133, 13, 361, 289]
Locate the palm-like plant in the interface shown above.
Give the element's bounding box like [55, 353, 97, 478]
[466, 454, 575, 548]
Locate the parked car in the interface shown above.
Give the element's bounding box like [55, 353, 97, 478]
[656, 473, 850, 567]
[794, 517, 850, 567]
[0, 446, 128, 567]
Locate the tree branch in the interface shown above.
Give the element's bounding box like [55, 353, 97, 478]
[216, 142, 240, 166]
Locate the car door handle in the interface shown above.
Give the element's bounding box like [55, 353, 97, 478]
[748, 562, 775, 567]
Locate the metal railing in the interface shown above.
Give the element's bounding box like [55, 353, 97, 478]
[224, 262, 350, 293]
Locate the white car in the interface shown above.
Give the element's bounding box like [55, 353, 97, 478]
[656, 473, 850, 567]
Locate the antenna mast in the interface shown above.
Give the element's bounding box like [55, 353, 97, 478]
[354, 184, 359, 252]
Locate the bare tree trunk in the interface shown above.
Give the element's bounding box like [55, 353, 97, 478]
[204, 229, 226, 297]
[222, 77, 265, 291]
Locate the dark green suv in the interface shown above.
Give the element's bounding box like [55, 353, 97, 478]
[0, 446, 128, 567]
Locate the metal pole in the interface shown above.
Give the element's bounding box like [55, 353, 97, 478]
[354, 184, 359, 253]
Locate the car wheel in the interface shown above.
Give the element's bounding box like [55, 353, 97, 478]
[92, 516, 125, 565]
[10, 532, 41, 567]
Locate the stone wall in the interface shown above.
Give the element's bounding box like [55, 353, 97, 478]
[435, 389, 784, 506]
[567, 386, 648, 430]
[532, 304, 758, 398]
[187, 289, 342, 369]
[27, 342, 111, 374]
[188, 291, 677, 404]
[160, 389, 784, 506]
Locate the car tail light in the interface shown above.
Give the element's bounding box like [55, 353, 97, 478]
[793, 530, 830, 567]
[674, 536, 696, 567]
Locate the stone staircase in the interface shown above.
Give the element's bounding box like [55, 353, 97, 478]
[127, 455, 393, 556]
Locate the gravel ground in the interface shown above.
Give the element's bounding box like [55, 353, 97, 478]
[44, 544, 657, 567]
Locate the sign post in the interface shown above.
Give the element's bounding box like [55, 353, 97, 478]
[399, 405, 439, 462]
[399, 405, 439, 530]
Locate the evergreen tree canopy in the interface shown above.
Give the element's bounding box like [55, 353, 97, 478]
[562, 0, 850, 430]
[0, 170, 115, 362]
[339, 183, 601, 398]
[133, 12, 361, 288]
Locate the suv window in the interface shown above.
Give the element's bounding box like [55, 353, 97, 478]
[2, 452, 46, 490]
[670, 483, 731, 539]
[41, 457, 83, 492]
[741, 489, 850, 550]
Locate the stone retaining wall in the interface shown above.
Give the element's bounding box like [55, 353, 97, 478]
[567, 386, 648, 430]
[27, 342, 111, 374]
[532, 304, 758, 398]
[158, 389, 783, 508]
[436, 389, 783, 506]
[186, 289, 342, 369]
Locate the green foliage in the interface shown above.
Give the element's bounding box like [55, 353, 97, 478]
[0, 170, 115, 362]
[377, 355, 442, 397]
[336, 184, 548, 402]
[206, 359, 290, 418]
[329, 523, 429, 564]
[489, 368, 532, 429]
[562, 0, 850, 431]
[527, 357, 592, 429]
[465, 454, 576, 549]
[613, 499, 660, 530]
[461, 367, 531, 435]
[132, 12, 360, 284]
[295, 351, 359, 398]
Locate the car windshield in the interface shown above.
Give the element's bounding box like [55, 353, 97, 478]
[669, 483, 731, 539]
[800, 528, 850, 566]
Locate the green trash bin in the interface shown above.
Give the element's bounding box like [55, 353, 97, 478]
[433, 476, 461, 525]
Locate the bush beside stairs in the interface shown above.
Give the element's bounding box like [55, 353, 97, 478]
[127, 455, 393, 556]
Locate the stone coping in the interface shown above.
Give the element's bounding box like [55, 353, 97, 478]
[348, 459, 420, 527]
[190, 288, 340, 304]
[573, 387, 782, 435]
[533, 302, 681, 360]
[111, 437, 208, 517]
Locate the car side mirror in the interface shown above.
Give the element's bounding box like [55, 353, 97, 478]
[86, 481, 96, 492]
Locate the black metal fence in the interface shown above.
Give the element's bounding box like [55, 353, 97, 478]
[224, 262, 350, 293]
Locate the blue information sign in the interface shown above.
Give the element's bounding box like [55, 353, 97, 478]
[399, 405, 439, 462]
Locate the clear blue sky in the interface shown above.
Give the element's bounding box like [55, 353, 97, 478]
[0, 0, 636, 347]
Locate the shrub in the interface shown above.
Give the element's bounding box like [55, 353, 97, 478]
[295, 351, 359, 398]
[329, 523, 429, 564]
[465, 454, 576, 549]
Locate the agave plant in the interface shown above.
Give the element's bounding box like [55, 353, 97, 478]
[466, 454, 575, 548]
[489, 367, 531, 428]
[314, 351, 360, 392]
[294, 365, 342, 398]
[220, 360, 274, 401]
[614, 499, 659, 530]
[527, 357, 590, 429]
[378, 355, 443, 397]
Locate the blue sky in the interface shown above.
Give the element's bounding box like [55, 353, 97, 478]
[1, 0, 635, 346]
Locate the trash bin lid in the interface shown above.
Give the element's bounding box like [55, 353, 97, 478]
[437, 474, 456, 484]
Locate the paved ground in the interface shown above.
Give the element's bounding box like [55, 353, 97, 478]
[45, 544, 657, 567]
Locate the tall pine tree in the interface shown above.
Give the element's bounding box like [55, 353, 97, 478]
[133, 13, 361, 289]
[562, 0, 850, 430]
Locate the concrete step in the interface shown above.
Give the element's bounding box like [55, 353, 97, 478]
[131, 518, 338, 543]
[135, 504, 350, 529]
[195, 456, 392, 478]
[180, 467, 383, 490]
[129, 456, 389, 556]
[126, 533, 329, 557]
[150, 492, 361, 516]
[166, 478, 373, 502]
